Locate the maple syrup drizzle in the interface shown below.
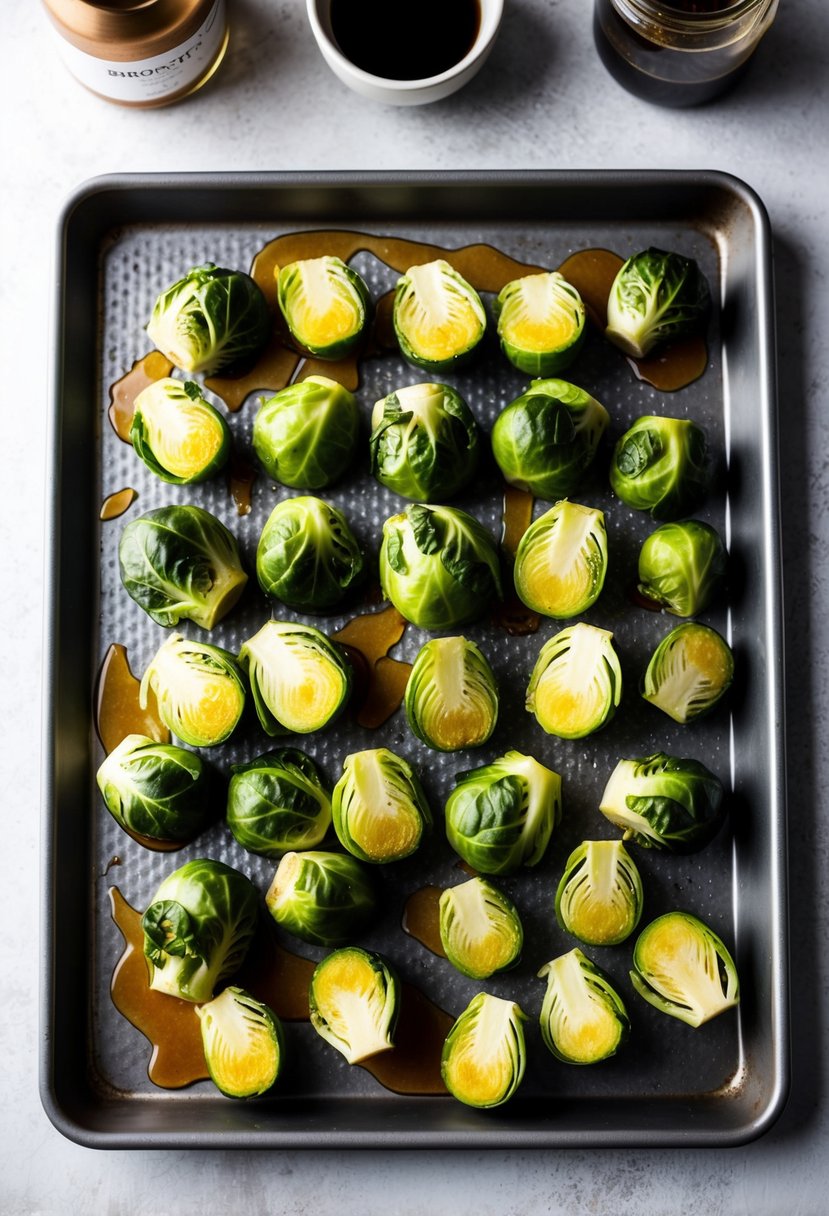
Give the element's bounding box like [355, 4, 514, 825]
[108, 351, 173, 441]
[332, 603, 412, 729]
[492, 484, 540, 636]
[227, 447, 257, 516]
[100, 487, 137, 520]
[94, 643, 170, 755]
[402, 885, 446, 958]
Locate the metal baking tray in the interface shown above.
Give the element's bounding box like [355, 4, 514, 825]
[42, 170, 788, 1149]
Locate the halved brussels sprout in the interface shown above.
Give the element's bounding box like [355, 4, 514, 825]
[439, 877, 523, 980]
[139, 633, 246, 748]
[555, 840, 643, 946]
[599, 752, 725, 853]
[393, 259, 486, 372]
[141, 858, 259, 1003]
[642, 621, 734, 724]
[526, 622, 622, 739]
[309, 947, 400, 1063]
[605, 247, 711, 359]
[266, 850, 377, 947]
[369, 381, 480, 503]
[239, 620, 351, 736]
[630, 911, 739, 1027]
[197, 986, 284, 1098]
[226, 748, 332, 858]
[537, 949, 629, 1064]
[637, 519, 727, 617]
[495, 272, 586, 376]
[252, 376, 360, 490]
[277, 256, 371, 359]
[96, 732, 215, 845]
[491, 378, 609, 501]
[255, 496, 365, 613]
[119, 504, 248, 631]
[610, 416, 709, 521]
[445, 750, 562, 875]
[130, 377, 231, 485]
[513, 500, 607, 619]
[441, 993, 527, 1108]
[404, 635, 499, 752]
[332, 747, 431, 864]
[379, 504, 502, 631]
[147, 262, 271, 376]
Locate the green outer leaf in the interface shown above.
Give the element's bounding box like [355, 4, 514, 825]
[255, 495, 365, 612]
[641, 621, 734, 724]
[404, 635, 499, 752]
[605, 247, 711, 359]
[96, 732, 214, 843]
[554, 840, 643, 946]
[609, 415, 709, 521]
[537, 948, 629, 1064]
[331, 747, 432, 864]
[393, 260, 486, 372]
[197, 986, 284, 1098]
[495, 273, 587, 376]
[252, 376, 360, 490]
[637, 519, 727, 616]
[598, 752, 725, 853]
[308, 947, 401, 1063]
[441, 992, 527, 1108]
[265, 850, 376, 946]
[439, 876, 523, 979]
[369, 381, 480, 502]
[277, 256, 371, 360]
[630, 911, 739, 1027]
[226, 748, 332, 858]
[130, 378, 231, 485]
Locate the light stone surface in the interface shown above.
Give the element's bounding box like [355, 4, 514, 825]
[2, 0, 828, 1212]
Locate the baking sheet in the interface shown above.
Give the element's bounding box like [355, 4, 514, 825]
[42, 171, 788, 1148]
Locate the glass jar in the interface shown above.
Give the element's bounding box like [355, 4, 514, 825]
[593, 0, 778, 107]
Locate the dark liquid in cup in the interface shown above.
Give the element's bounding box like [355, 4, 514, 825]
[330, 0, 481, 81]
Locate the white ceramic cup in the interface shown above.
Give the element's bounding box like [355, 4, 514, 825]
[305, 0, 504, 106]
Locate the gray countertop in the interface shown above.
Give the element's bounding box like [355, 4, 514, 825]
[3, 1, 828, 1212]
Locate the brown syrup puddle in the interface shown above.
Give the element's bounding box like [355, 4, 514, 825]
[333, 603, 412, 729]
[402, 884, 446, 958]
[100, 487, 137, 520]
[108, 351, 173, 441]
[227, 447, 257, 516]
[94, 643, 169, 755]
[492, 485, 540, 636]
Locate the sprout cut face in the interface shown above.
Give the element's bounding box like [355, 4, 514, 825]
[277, 256, 371, 359]
[96, 733, 215, 845]
[130, 378, 230, 485]
[630, 911, 739, 1027]
[309, 947, 401, 1063]
[369, 381, 480, 503]
[266, 850, 377, 947]
[491, 378, 609, 501]
[513, 499, 607, 619]
[637, 519, 727, 617]
[441, 993, 527, 1109]
[439, 877, 523, 980]
[332, 747, 431, 864]
[393, 259, 486, 372]
[599, 752, 725, 853]
[255, 496, 365, 613]
[537, 949, 629, 1065]
[445, 750, 562, 875]
[526, 623, 622, 739]
[495, 272, 586, 376]
[239, 620, 351, 736]
[404, 635, 499, 752]
[610, 415, 709, 521]
[226, 749, 332, 858]
[555, 840, 643, 947]
[252, 376, 360, 490]
[139, 633, 246, 749]
[642, 621, 734, 724]
[605, 247, 711, 359]
[197, 987, 284, 1098]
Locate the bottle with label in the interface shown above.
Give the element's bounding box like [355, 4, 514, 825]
[41, 0, 229, 108]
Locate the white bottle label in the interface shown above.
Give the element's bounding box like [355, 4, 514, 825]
[52, 0, 226, 103]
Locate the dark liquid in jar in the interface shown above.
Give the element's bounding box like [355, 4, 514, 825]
[330, 0, 481, 80]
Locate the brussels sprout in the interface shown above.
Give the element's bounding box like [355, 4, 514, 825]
[266, 849, 377, 947]
[598, 752, 724, 853]
[119, 504, 248, 630]
[309, 947, 401, 1063]
[404, 635, 498, 752]
[555, 840, 643, 946]
[197, 986, 284, 1098]
[445, 750, 562, 876]
[96, 732, 215, 844]
[537, 949, 629, 1064]
[642, 621, 734, 724]
[605, 247, 711, 359]
[439, 877, 523, 980]
[491, 378, 609, 501]
[226, 748, 332, 858]
[637, 519, 727, 617]
[252, 376, 360, 490]
[441, 993, 527, 1108]
[239, 620, 351, 736]
[513, 500, 607, 619]
[255, 496, 365, 613]
[495, 272, 586, 376]
[379, 504, 502, 631]
[147, 262, 271, 376]
[141, 858, 259, 1003]
[129, 377, 231, 485]
[332, 747, 431, 864]
[369, 382, 480, 503]
[630, 911, 739, 1027]
[140, 633, 246, 749]
[393, 259, 486, 372]
[277, 256, 371, 360]
[526, 622, 622, 739]
[610, 416, 709, 521]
